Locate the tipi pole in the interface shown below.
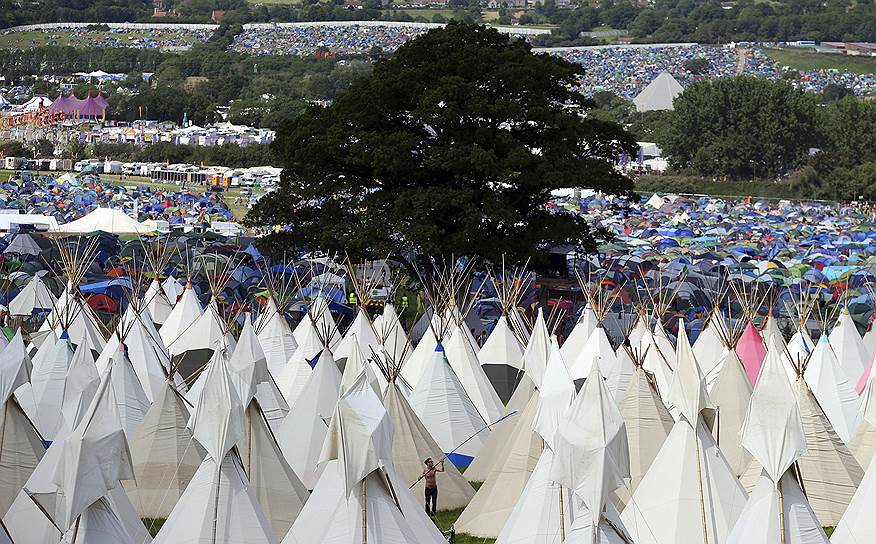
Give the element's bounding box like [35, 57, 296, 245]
[361, 479, 368, 544]
[778, 477, 786, 544]
[694, 429, 709, 544]
[70, 515, 81, 544]
[211, 463, 221, 544]
[558, 484, 566, 542]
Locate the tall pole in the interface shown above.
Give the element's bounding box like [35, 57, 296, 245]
[211, 462, 221, 544]
[694, 426, 710, 544]
[361, 479, 368, 544]
[70, 515, 81, 544]
[778, 477, 786, 544]
[558, 484, 566, 542]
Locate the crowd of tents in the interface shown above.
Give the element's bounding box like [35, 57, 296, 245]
[0, 188, 874, 542]
[1, 173, 237, 231]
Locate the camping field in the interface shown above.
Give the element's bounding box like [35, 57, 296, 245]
[0, 170, 259, 222]
[0, 29, 206, 50]
[764, 47, 876, 74]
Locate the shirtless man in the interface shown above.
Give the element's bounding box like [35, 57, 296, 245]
[422, 457, 444, 517]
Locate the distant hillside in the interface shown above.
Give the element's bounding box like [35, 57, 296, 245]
[0, 0, 152, 28]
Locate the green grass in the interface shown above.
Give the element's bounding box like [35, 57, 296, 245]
[0, 29, 202, 50]
[143, 518, 165, 537]
[113, 178, 262, 221]
[434, 507, 496, 544]
[764, 47, 876, 74]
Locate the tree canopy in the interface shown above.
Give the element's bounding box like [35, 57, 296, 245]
[658, 77, 819, 180]
[245, 22, 635, 266]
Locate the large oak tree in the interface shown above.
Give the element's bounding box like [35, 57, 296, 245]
[246, 22, 635, 266]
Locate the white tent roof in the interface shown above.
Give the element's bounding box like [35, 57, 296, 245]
[829, 309, 868, 383]
[372, 303, 410, 366]
[804, 335, 861, 444]
[16, 332, 73, 440]
[144, 279, 173, 326]
[399, 325, 437, 388]
[632, 72, 684, 112]
[462, 374, 535, 483]
[8, 274, 55, 317]
[285, 371, 445, 544]
[229, 316, 289, 429]
[256, 299, 298, 379]
[833, 450, 876, 544]
[532, 339, 574, 450]
[97, 305, 172, 403]
[277, 347, 341, 489]
[339, 337, 382, 398]
[454, 394, 542, 539]
[479, 315, 524, 369]
[850, 377, 876, 467]
[708, 348, 753, 475]
[727, 471, 829, 544]
[60, 207, 153, 234]
[495, 447, 574, 544]
[0, 334, 42, 519]
[444, 325, 505, 424]
[59, 343, 99, 436]
[283, 459, 445, 544]
[408, 346, 489, 465]
[620, 419, 748, 544]
[189, 345, 244, 464]
[153, 454, 277, 544]
[617, 359, 674, 503]
[333, 308, 379, 363]
[159, 284, 202, 350]
[560, 307, 597, 363]
[552, 365, 629, 536]
[25, 362, 135, 531]
[569, 324, 618, 384]
[238, 401, 309, 540]
[622, 326, 746, 544]
[383, 382, 475, 511]
[125, 380, 202, 519]
[521, 309, 550, 388]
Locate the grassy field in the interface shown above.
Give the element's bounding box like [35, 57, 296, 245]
[0, 29, 203, 50]
[764, 47, 876, 74]
[435, 507, 495, 544]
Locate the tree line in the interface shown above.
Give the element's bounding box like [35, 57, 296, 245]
[4, 0, 876, 47]
[4, 25, 375, 129]
[596, 76, 876, 201]
[0, 139, 276, 169]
